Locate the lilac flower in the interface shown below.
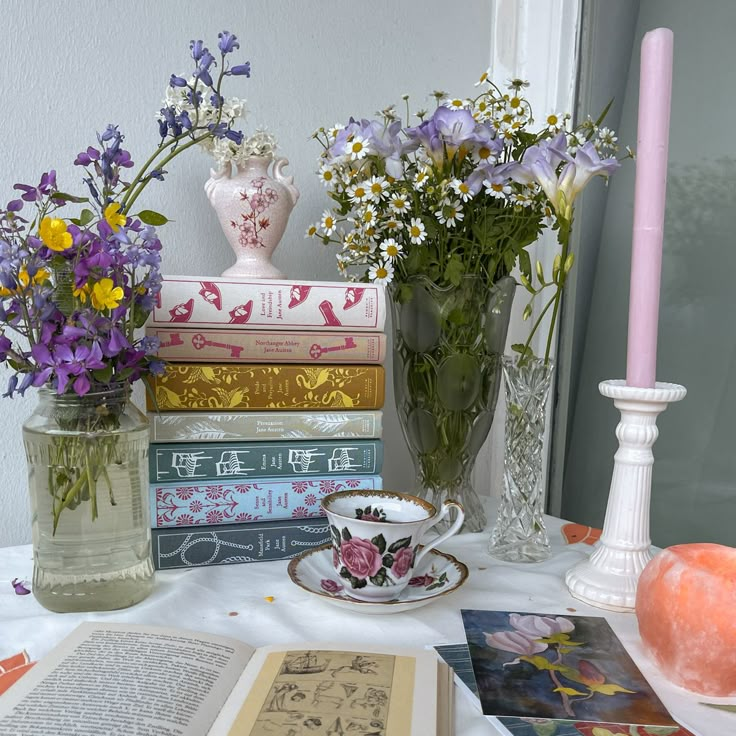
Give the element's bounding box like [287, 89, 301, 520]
[218, 31, 239, 54]
[101, 327, 131, 358]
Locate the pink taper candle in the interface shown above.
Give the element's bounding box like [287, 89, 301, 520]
[626, 28, 674, 388]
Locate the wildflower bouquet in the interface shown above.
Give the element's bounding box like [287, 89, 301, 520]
[309, 74, 622, 531]
[0, 32, 250, 532]
[309, 74, 621, 361]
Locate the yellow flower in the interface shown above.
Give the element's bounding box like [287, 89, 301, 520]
[39, 217, 72, 252]
[73, 283, 90, 303]
[90, 278, 124, 311]
[0, 266, 50, 296]
[104, 202, 126, 232]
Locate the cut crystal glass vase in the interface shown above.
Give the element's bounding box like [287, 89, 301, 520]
[391, 275, 515, 533]
[489, 355, 554, 561]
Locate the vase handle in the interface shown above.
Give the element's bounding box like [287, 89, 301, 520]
[273, 157, 300, 206]
[204, 162, 232, 203]
[414, 500, 465, 567]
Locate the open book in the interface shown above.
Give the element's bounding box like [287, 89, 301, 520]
[0, 622, 453, 736]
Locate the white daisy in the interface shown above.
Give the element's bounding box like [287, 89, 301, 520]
[347, 182, 370, 203]
[327, 123, 345, 140]
[368, 176, 388, 201]
[320, 210, 337, 235]
[451, 179, 474, 202]
[475, 68, 492, 87]
[389, 194, 410, 215]
[511, 192, 534, 208]
[383, 218, 403, 232]
[360, 204, 377, 226]
[443, 97, 468, 111]
[545, 112, 563, 132]
[380, 238, 403, 260]
[484, 179, 512, 199]
[435, 200, 464, 228]
[305, 223, 318, 239]
[413, 168, 430, 191]
[597, 127, 618, 148]
[318, 165, 336, 188]
[368, 260, 395, 285]
[473, 144, 497, 165]
[347, 134, 369, 160]
[408, 217, 427, 245]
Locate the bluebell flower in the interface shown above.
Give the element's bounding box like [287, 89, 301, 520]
[217, 31, 239, 54]
[229, 63, 251, 77]
[190, 39, 205, 61]
[169, 74, 188, 88]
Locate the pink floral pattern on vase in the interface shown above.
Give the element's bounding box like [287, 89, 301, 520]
[205, 155, 299, 280]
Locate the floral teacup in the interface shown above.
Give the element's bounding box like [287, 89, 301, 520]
[321, 490, 465, 602]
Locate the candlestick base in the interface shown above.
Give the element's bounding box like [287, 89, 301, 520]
[565, 379, 686, 612]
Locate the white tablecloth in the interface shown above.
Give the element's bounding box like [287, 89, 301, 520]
[0, 517, 731, 736]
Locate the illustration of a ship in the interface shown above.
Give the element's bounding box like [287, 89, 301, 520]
[282, 651, 330, 675]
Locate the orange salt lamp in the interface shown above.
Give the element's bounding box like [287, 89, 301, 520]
[636, 543, 736, 696]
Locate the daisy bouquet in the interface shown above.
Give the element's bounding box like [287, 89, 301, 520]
[309, 74, 622, 362]
[0, 31, 250, 530]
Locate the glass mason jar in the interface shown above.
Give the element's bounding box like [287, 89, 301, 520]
[23, 384, 154, 612]
[489, 355, 555, 562]
[391, 275, 515, 532]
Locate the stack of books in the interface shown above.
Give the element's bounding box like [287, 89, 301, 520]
[145, 276, 387, 570]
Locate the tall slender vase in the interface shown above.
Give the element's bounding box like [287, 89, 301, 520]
[23, 385, 154, 612]
[489, 355, 555, 562]
[391, 275, 515, 533]
[204, 155, 299, 279]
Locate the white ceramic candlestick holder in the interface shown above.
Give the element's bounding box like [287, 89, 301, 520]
[565, 379, 686, 612]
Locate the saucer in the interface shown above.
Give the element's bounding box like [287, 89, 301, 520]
[287, 544, 469, 614]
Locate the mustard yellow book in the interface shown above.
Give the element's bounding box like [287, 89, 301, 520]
[148, 363, 385, 411]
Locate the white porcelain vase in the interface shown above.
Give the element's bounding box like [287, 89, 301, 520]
[205, 155, 299, 279]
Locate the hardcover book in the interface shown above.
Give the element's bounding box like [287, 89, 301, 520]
[152, 517, 330, 569]
[151, 475, 383, 527]
[147, 326, 387, 363]
[148, 410, 384, 442]
[150, 275, 386, 332]
[148, 363, 385, 411]
[0, 623, 453, 736]
[149, 439, 384, 482]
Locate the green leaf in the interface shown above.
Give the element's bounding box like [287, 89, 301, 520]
[511, 343, 533, 358]
[519, 249, 532, 281]
[553, 686, 588, 696]
[369, 568, 388, 586]
[564, 252, 575, 273]
[137, 209, 169, 226]
[78, 208, 95, 226]
[371, 533, 386, 554]
[382, 553, 394, 568]
[330, 524, 341, 543]
[341, 527, 352, 542]
[91, 365, 113, 384]
[700, 703, 736, 714]
[522, 303, 532, 321]
[444, 255, 464, 287]
[51, 191, 88, 203]
[387, 536, 412, 553]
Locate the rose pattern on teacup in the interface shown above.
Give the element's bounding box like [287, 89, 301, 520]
[354, 505, 387, 522]
[330, 524, 418, 591]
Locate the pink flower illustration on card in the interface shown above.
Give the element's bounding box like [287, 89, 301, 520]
[293, 481, 309, 494]
[176, 487, 196, 500]
[190, 500, 203, 513]
[206, 510, 225, 524]
[304, 493, 317, 506]
[176, 514, 195, 526]
[292, 506, 310, 518]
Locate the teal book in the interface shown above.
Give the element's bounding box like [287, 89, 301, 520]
[149, 439, 383, 482]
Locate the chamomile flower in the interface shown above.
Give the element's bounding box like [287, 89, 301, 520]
[347, 134, 369, 160]
[408, 217, 426, 245]
[347, 182, 370, 203]
[360, 204, 377, 226]
[451, 179, 474, 202]
[413, 168, 430, 191]
[475, 67, 492, 86]
[367, 176, 388, 201]
[305, 223, 318, 239]
[368, 260, 395, 285]
[443, 97, 468, 111]
[362, 224, 379, 241]
[597, 127, 618, 148]
[380, 238, 403, 260]
[473, 144, 497, 165]
[389, 194, 410, 215]
[484, 178, 512, 200]
[505, 95, 525, 117]
[545, 112, 563, 132]
[320, 210, 337, 236]
[511, 192, 534, 208]
[318, 165, 336, 187]
[383, 218, 403, 232]
[327, 123, 345, 140]
[357, 241, 377, 255]
[435, 200, 464, 228]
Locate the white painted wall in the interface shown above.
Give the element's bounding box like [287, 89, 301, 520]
[0, 0, 579, 546]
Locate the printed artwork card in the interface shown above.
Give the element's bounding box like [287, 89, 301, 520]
[460, 610, 677, 727]
[434, 643, 695, 736]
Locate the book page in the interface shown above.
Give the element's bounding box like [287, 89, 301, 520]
[0, 622, 254, 736]
[210, 643, 440, 736]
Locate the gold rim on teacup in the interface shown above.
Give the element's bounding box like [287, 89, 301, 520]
[320, 489, 438, 524]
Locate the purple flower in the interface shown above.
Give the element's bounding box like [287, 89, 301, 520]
[217, 31, 239, 54]
[0, 334, 11, 361]
[190, 39, 205, 61]
[38, 171, 57, 195]
[225, 129, 243, 144]
[169, 74, 188, 88]
[229, 63, 251, 77]
[53, 342, 106, 395]
[74, 146, 101, 166]
[139, 335, 160, 354]
[100, 327, 131, 357]
[13, 184, 38, 203]
[6, 200, 23, 212]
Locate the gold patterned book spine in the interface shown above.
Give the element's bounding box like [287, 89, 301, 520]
[148, 364, 386, 411]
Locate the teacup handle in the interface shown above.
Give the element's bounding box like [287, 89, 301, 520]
[414, 500, 465, 567]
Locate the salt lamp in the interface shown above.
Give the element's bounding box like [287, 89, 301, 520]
[636, 543, 736, 695]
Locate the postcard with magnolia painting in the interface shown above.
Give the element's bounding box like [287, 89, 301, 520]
[460, 610, 676, 727]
